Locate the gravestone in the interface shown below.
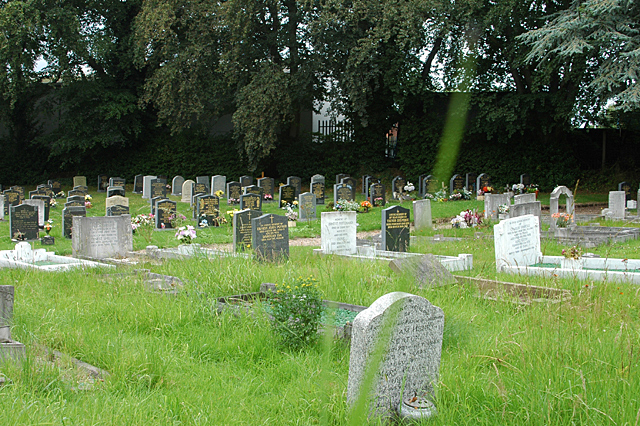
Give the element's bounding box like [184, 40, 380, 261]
[510, 201, 541, 226]
[172, 176, 185, 196]
[493, 214, 541, 271]
[252, 214, 289, 260]
[98, 175, 109, 192]
[150, 178, 167, 200]
[11, 186, 24, 199]
[311, 174, 325, 184]
[336, 173, 349, 184]
[68, 189, 85, 197]
[36, 184, 55, 198]
[30, 195, 50, 221]
[3, 188, 21, 217]
[334, 183, 353, 204]
[194, 182, 207, 195]
[244, 185, 263, 197]
[321, 211, 357, 255]
[22, 199, 45, 227]
[514, 193, 536, 204]
[286, 176, 302, 197]
[0, 285, 13, 326]
[365, 176, 380, 198]
[413, 199, 432, 231]
[422, 175, 437, 194]
[240, 193, 262, 212]
[618, 182, 632, 200]
[73, 176, 87, 187]
[0, 195, 4, 220]
[72, 215, 133, 259]
[466, 173, 477, 192]
[142, 175, 157, 199]
[298, 192, 317, 221]
[391, 176, 406, 200]
[191, 193, 206, 216]
[133, 175, 144, 194]
[608, 191, 626, 220]
[181, 180, 195, 203]
[369, 183, 386, 206]
[311, 181, 325, 205]
[549, 186, 574, 229]
[211, 175, 226, 196]
[484, 193, 511, 220]
[66, 195, 85, 207]
[155, 199, 176, 229]
[49, 180, 62, 194]
[239, 176, 253, 188]
[109, 177, 126, 190]
[73, 185, 88, 194]
[106, 186, 125, 198]
[196, 176, 210, 193]
[362, 175, 372, 194]
[257, 177, 275, 200]
[279, 184, 296, 206]
[106, 195, 130, 216]
[10, 204, 39, 240]
[418, 174, 429, 196]
[381, 205, 410, 252]
[62, 206, 87, 238]
[196, 195, 220, 227]
[150, 196, 162, 215]
[449, 174, 465, 194]
[347, 292, 444, 419]
[477, 173, 491, 192]
[340, 177, 357, 201]
[227, 181, 242, 204]
[520, 173, 531, 186]
[233, 209, 263, 251]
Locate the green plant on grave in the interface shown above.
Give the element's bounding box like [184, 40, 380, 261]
[269, 276, 324, 350]
[131, 213, 155, 244]
[562, 245, 582, 260]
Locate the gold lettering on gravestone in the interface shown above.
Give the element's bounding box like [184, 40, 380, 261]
[312, 183, 324, 199]
[337, 187, 351, 199]
[282, 187, 294, 199]
[239, 217, 253, 248]
[386, 212, 410, 229]
[200, 198, 219, 215]
[230, 186, 241, 199]
[256, 221, 287, 242]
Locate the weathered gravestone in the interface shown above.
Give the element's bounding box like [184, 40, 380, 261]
[142, 175, 157, 199]
[334, 183, 353, 203]
[227, 181, 242, 204]
[62, 206, 87, 238]
[391, 176, 406, 200]
[211, 175, 226, 196]
[0, 285, 25, 362]
[510, 201, 541, 226]
[287, 176, 302, 197]
[22, 199, 45, 227]
[608, 191, 626, 220]
[298, 192, 317, 221]
[381, 206, 410, 252]
[239, 175, 253, 188]
[98, 175, 109, 192]
[311, 174, 325, 184]
[106, 186, 125, 198]
[484, 193, 511, 220]
[279, 184, 296, 207]
[0, 195, 4, 220]
[514, 193, 536, 204]
[10, 204, 39, 240]
[73, 176, 87, 187]
[413, 199, 432, 231]
[155, 199, 176, 229]
[109, 177, 126, 190]
[369, 183, 386, 207]
[549, 186, 575, 229]
[172, 176, 185, 196]
[449, 174, 465, 194]
[197, 195, 220, 227]
[233, 209, 263, 251]
[240, 193, 262, 211]
[493, 214, 541, 271]
[133, 174, 144, 194]
[347, 292, 444, 419]
[150, 178, 167, 201]
[251, 214, 289, 261]
[311, 181, 325, 205]
[68, 189, 85, 197]
[3, 188, 21, 217]
[181, 180, 195, 203]
[106, 195, 130, 216]
[389, 254, 456, 287]
[72, 215, 133, 259]
[321, 211, 357, 255]
[257, 177, 274, 200]
[0, 285, 13, 326]
[196, 176, 210, 193]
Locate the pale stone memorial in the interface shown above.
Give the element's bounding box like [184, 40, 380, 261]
[608, 191, 626, 220]
[181, 180, 195, 203]
[142, 175, 157, 199]
[321, 211, 357, 255]
[413, 199, 432, 231]
[171, 176, 185, 196]
[72, 215, 133, 259]
[494, 215, 541, 271]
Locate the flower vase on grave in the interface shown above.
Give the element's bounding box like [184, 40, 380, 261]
[561, 257, 583, 270]
[288, 221, 297, 227]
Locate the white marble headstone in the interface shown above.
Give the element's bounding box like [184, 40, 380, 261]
[493, 214, 541, 271]
[413, 199, 432, 230]
[142, 175, 157, 199]
[608, 191, 626, 220]
[321, 211, 357, 255]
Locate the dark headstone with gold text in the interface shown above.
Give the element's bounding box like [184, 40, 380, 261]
[381, 205, 410, 252]
[251, 214, 289, 261]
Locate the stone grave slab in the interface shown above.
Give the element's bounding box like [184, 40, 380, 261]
[227, 181, 242, 204]
[181, 179, 195, 203]
[279, 184, 295, 206]
[72, 215, 133, 259]
[211, 175, 226, 196]
[196, 195, 220, 227]
[150, 178, 167, 201]
[334, 183, 353, 203]
[413, 199, 432, 231]
[73, 176, 87, 187]
[286, 176, 302, 197]
[298, 192, 316, 220]
[171, 176, 185, 196]
[62, 206, 87, 238]
[155, 199, 176, 229]
[608, 191, 626, 220]
[240, 193, 262, 211]
[311, 181, 325, 205]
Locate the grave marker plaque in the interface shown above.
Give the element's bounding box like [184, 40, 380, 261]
[194, 182, 207, 195]
[340, 177, 357, 200]
[196, 176, 210, 193]
[233, 209, 263, 251]
[251, 214, 289, 261]
[298, 192, 316, 221]
[311, 182, 325, 205]
[109, 177, 126, 190]
[477, 173, 491, 192]
[279, 184, 296, 206]
[381, 205, 410, 252]
[240, 193, 262, 212]
[106, 195, 130, 217]
[466, 173, 477, 192]
[62, 206, 86, 238]
[311, 174, 325, 184]
[72, 215, 133, 259]
[413, 199, 432, 230]
[493, 215, 541, 271]
[244, 185, 263, 198]
[73, 176, 87, 187]
[10, 204, 39, 240]
[106, 186, 125, 198]
[321, 211, 356, 255]
[227, 181, 242, 204]
[197, 195, 220, 227]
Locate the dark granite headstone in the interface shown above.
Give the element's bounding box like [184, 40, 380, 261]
[133, 174, 144, 193]
[362, 175, 372, 194]
[244, 185, 264, 197]
[233, 209, 263, 251]
[3, 189, 21, 216]
[286, 176, 302, 197]
[449, 174, 465, 194]
[334, 183, 353, 203]
[381, 205, 410, 252]
[150, 178, 167, 200]
[369, 183, 386, 206]
[31, 195, 51, 221]
[155, 199, 176, 228]
[298, 192, 316, 220]
[195, 176, 210, 193]
[194, 182, 207, 195]
[422, 175, 437, 194]
[418, 174, 429, 196]
[391, 176, 406, 200]
[109, 177, 126, 191]
[227, 181, 242, 204]
[466, 173, 477, 192]
[311, 182, 325, 205]
[98, 175, 109, 192]
[150, 196, 163, 215]
[477, 173, 491, 191]
[196, 195, 220, 227]
[279, 184, 296, 206]
[311, 174, 325, 184]
[365, 176, 381, 198]
[107, 204, 130, 217]
[10, 204, 39, 240]
[257, 177, 275, 199]
[48, 180, 62, 193]
[240, 193, 262, 211]
[239, 176, 253, 188]
[340, 177, 357, 200]
[73, 185, 88, 194]
[251, 214, 289, 260]
[106, 186, 125, 198]
[520, 174, 531, 186]
[62, 206, 86, 238]
[619, 181, 632, 199]
[36, 184, 55, 198]
[336, 173, 348, 184]
[11, 186, 25, 199]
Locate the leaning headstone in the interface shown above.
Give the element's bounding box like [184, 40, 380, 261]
[227, 181, 242, 204]
[608, 191, 626, 220]
[233, 209, 263, 251]
[211, 175, 226, 196]
[334, 183, 353, 203]
[391, 176, 406, 200]
[298, 192, 317, 221]
[347, 292, 444, 419]
[22, 199, 45, 227]
[106, 195, 130, 216]
[311, 181, 325, 205]
[97, 175, 109, 192]
[321, 211, 357, 255]
[252, 214, 289, 261]
[494, 214, 541, 271]
[381, 205, 410, 252]
[413, 199, 432, 231]
[369, 183, 386, 207]
[73, 176, 87, 187]
[10, 204, 39, 240]
[257, 177, 275, 201]
[279, 184, 296, 207]
[106, 186, 125, 198]
[181, 180, 195, 203]
[286, 176, 302, 197]
[240, 193, 262, 211]
[133, 174, 144, 194]
[171, 176, 185, 196]
[449, 174, 465, 194]
[62, 206, 87, 238]
[196, 195, 220, 227]
[389, 254, 456, 287]
[72, 215, 133, 259]
[142, 175, 157, 199]
[155, 199, 177, 229]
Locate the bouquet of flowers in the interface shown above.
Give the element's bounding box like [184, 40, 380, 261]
[360, 200, 372, 212]
[286, 206, 298, 221]
[552, 212, 572, 227]
[374, 197, 385, 206]
[175, 225, 197, 244]
[512, 183, 525, 194]
[498, 204, 510, 214]
[334, 199, 359, 212]
[404, 182, 415, 193]
[264, 193, 273, 201]
[215, 190, 225, 198]
[434, 188, 448, 202]
[451, 209, 482, 228]
[44, 219, 53, 235]
[526, 184, 539, 193]
[562, 245, 582, 259]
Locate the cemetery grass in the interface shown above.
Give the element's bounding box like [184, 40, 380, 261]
[1, 188, 640, 424]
